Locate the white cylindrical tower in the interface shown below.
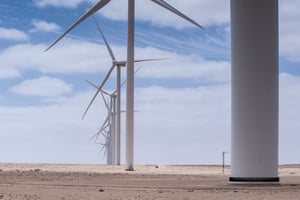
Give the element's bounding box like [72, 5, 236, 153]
[116, 67, 121, 165]
[230, 0, 279, 182]
[126, 0, 135, 171]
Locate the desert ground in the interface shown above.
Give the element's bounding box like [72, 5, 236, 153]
[0, 164, 300, 199]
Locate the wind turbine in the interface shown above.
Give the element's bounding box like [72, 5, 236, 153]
[45, 0, 204, 171]
[88, 82, 116, 164]
[88, 86, 116, 164]
[100, 90, 117, 165]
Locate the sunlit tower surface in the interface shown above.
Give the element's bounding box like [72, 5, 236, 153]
[230, 0, 279, 183]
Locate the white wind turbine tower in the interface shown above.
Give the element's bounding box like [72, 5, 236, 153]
[45, 0, 203, 171]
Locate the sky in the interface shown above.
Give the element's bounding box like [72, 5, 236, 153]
[0, 0, 300, 165]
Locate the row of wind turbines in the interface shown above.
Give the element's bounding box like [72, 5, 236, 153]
[88, 17, 163, 165]
[46, 0, 203, 170]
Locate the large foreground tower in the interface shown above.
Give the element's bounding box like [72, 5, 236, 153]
[230, 0, 279, 182]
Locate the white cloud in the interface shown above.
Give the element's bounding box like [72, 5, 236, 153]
[34, 0, 92, 8]
[0, 27, 29, 41]
[0, 68, 21, 79]
[1, 72, 300, 164]
[10, 76, 73, 97]
[134, 84, 231, 164]
[34, 0, 229, 28]
[279, 73, 300, 164]
[30, 19, 61, 33]
[0, 82, 231, 164]
[135, 47, 230, 83]
[279, 0, 300, 62]
[141, 0, 229, 28]
[0, 41, 229, 83]
[99, 0, 230, 29]
[0, 41, 112, 74]
[0, 91, 104, 163]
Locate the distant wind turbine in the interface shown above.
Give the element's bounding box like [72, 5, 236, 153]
[88, 86, 116, 164]
[45, 0, 203, 170]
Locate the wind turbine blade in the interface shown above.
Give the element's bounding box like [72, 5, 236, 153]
[100, 143, 106, 154]
[134, 66, 142, 74]
[112, 67, 141, 95]
[120, 80, 127, 89]
[45, 0, 111, 51]
[86, 80, 110, 111]
[82, 64, 115, 119]
[101, 129, 109, 139]
[90, 132, 100, 142]
[92, 16, 116, 61]
[100, 90, 110, 111]
[134, 58, 169, 63]
[100, 117, 110, 130]
[150, 0, 204, 30]
[120, 66, 141, 88]
[86, 80, 111, 96]
[86, 80, 98, 89]
[104, 147, 107, 157]
[91, 116, 110, 142]
[109, 97, 113, 113]
[97, 119, 109, 138]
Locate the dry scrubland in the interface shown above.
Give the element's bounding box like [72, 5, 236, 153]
[0, 163, 300, 199]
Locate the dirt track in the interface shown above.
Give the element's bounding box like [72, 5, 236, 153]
[0, 164, 299, 200]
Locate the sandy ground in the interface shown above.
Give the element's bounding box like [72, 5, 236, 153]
[0, 164, 300, 199]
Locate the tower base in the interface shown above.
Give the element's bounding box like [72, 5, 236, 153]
[229, 177, 280, 184]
